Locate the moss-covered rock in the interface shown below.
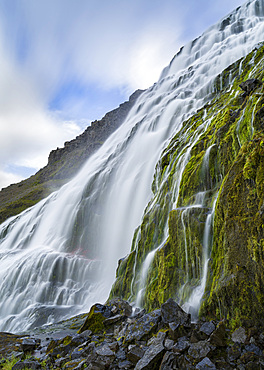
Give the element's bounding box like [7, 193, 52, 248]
[110, 43, 264, 328]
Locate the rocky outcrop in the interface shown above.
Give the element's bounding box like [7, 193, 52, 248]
[1, 299, 264, 369]
[0, 90, 144, 224]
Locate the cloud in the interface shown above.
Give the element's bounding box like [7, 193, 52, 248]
[0, 0, 245, 188]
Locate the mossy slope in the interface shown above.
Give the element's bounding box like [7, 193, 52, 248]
[111, 43, 264, 328]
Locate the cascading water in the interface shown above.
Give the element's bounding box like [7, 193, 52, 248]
[1, 0, 264, 332]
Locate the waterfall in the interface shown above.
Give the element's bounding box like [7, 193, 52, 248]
[1, 0, 264, 332]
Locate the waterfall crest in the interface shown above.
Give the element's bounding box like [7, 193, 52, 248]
[1, 0, 264, 332]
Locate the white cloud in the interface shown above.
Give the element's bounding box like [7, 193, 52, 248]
[0, 0, 246, 188]
[0, 170, 23, 190]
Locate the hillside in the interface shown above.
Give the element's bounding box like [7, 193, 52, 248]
[111, 43, 264, 328]
[0, 89, 143, 224]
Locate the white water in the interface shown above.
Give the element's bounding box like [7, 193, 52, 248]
[1, 0, 264, 332]
[182, 195, 218, 320]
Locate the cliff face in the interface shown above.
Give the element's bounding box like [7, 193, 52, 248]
[110, 44, 264, 328]
[0, 90, 143, 224]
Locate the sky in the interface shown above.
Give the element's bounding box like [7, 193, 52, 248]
[0, 0, 244, 190]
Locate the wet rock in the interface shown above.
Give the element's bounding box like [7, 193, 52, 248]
[71, 342, 95, 360]
[21, 337, 39, 353]
[227, 342, 242, 362]
[104, 314, 126, 327]
[161, 298, 191, 327]
[172, 338, 190, 354]
[123, 309, 161, 343]
[12, 360, 42, 369]
[134, 343, 165, 370]
[117, 360, 134, 369]
[199, 321, 215, 337]
[239, 79, 262, 95]
[243, 343, 262, 356]
[232, 327, 247, 343]
[116, 347, 126, 361]
[209, 321, 228, 347]
[147, 331, 166, 346]
[164, 338, 174, 350]
[188, 340, 214, 360]
[95, 343, 115, 358]
[78, 303, 112, 334]
[196, 357, 216, 369]
[159, 351, 179, 369]
[127, 345, 145, 364]
[107, 298, 133, 317]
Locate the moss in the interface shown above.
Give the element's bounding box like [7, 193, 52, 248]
[201, 135, 264, 328]
[109, 43, 264, 327]
[78, 305, 106, 334]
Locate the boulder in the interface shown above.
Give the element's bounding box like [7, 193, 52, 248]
[127, 345, 145, 364]
[78, 303, 112, 334]
[231, 327, 247, 344]
[134, 343, 165, 370]
[196, 357, 216, 369]
[123, 309, 162, 343]
[188, 340, 214, 360]
[161, 298, 191, 327]
[21, 337, 39, 353]
[159, 351, 179, 369]
[209, 321, 228, 347]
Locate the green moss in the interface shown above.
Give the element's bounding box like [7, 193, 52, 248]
[78, 305, 106, 334]
[109, 43, 264, 327]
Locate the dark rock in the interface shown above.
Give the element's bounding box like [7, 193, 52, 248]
[244, 343, 262, 356]
[199, 321, 216, 337]
[95, 343, 115, 358]
[172, 339, 190, 354]
[168, 321, 190, 341]
[239, 79, 262, 94]
[134, 343, 165, 370]
[127, 345, 145, 364]
[78, 303, 112, 334]
[71, 342, 95, 360]
[161, 298, 191, 327]
[116, 347, 126, 361]
[104, 314, 126, 327]
[117, 360, 134, 369]
[188, 340, 214, 360]
[232, 327, 247, 343]
[147, 331, 166, 346]
[12, 360, 42, 370]
[107, 299, 133, 317]
[227, 342, 242, 362]
[209, 321, 228, 347]
[21, 338, 39, 353]
[123, 309, 161, 343]
[164, 339, 174, 350]
[196, 357, 216, 369]
[159, 351, 179, 369]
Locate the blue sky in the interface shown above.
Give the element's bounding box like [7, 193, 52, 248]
[0, 0, 244, 189]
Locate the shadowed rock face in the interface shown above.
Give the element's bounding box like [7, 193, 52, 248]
[0, 90, 144, 225]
